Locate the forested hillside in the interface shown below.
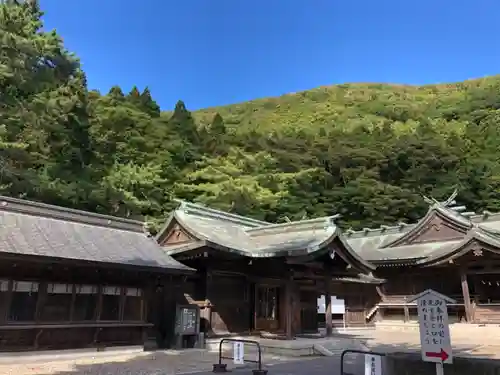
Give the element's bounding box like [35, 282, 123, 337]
[2, 1, 500, 232]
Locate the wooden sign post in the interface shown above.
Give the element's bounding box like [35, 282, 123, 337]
[408, 289, 455, 375]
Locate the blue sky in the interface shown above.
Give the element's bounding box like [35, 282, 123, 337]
[40, 0, 500, 111]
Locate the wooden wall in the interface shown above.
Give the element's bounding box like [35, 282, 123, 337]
[299, 289, 318, 333]
[0, 259, 189, 352]
[364, 266, 468, 324]
[208, 274, 250, 335]
[0, 279, 150, 351]
[379, 267, 463, 301]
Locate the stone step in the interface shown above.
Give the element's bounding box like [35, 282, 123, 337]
[206, 336, 369, 358]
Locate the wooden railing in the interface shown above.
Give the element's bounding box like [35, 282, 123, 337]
[473, 304, 500, 323]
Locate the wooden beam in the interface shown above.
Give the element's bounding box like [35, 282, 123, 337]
[460, 271, 473, 323]
[95, 286, 103, 320]
[204, 269, 213, 334]
[1, 280, 13, 323]
[285, 278, 293, 340]
[292, 270, 356, 280]
[325, 276, 333, 337]
[403, 305, 410, 323]
[286, 259, 324, 269]
[467, 267, 500, 275]
[69, 284, 76, 321]
[35, 282, 46, 322]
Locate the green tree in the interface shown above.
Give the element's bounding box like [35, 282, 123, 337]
[6, 0, 500, 232]
[174, 148, 292, 221]
[168, 100, 199, 144]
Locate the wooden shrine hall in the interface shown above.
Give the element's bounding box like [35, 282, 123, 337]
[345, 190, 500, 326]
[157, 201, 382, 339]
[158, 191, 500, 333]
[3, 188, 500, 352]
[0, 196, 193, 352]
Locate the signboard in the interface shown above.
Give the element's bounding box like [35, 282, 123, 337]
[317, 295, 346, 314]
[233, 341, 244, 364]
[175, 305, 200, 335]
[408, 289, 455, 365]
[364, 354, 382, 375]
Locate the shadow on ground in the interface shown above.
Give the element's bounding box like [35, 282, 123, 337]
[2, 348, 312, 375]
[3, 330, 500, 375]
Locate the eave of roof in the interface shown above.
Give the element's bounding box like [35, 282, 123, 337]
[370, 226, 500, 267]
[323, 189, 500, 266]
[359, 240, 460, 264]
[345, 224, 414, 257]
[332, 273, 385, 285]
[416, 226, 500, 266]
[159, 202, 375, 271]
[0, 196, 194, 273]
[0, 195, 146, 232]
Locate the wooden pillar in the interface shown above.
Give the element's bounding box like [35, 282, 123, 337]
[285, 279, 293, 340]
[199, 269, 213, 335]
[403, 305, 410, 323]
[325, 276, 333, 337]
[460, 270, 473, 323]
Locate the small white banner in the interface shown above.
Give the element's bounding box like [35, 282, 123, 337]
[365, 354, 382, 375]
[233, 341, 244, 365]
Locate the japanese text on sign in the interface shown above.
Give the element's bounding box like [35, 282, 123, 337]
[233, 341, 244, 364]
[364, 354, 382, 375]
[413, 291, 453, 364]
[418, 297, 447, 347]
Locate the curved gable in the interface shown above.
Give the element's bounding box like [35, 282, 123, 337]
[156, 212, 201, 247]
[382, 205, 471, 248]
[418, 227, 500, 267]
[333, 233, 376, 273]
[284, 228, 376, 273]
[156, 201, 375, 274]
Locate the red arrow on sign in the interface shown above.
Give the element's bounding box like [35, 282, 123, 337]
[425, 349, 449, 362]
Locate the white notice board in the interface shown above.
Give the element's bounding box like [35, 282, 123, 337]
[364, 354, 382, 375]
[233, 341, 244, 364]
[410, 289, 454, 364]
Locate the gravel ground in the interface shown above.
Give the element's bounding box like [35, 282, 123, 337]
[3, 328, 500, 375]
[0, 349, 320, 375]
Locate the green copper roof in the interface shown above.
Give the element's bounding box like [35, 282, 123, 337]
[346, 199, 500, 266]
[344, 223, 414, 254]
[0, 196, 193, 273]
[159, 201, 374, 271]
[354, 240, 461, 262]
[158, 195, 500, 270]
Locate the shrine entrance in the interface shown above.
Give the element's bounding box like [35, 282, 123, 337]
[254, 285, 281, 331]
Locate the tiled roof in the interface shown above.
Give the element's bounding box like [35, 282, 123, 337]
[345, 201, 500, 266]
[0, 196, 193, 272]
[344, 223, 414, 254]
[354, 240, 461, 262]
[160, 194, 500, 269]
[159, 201, 374, 271]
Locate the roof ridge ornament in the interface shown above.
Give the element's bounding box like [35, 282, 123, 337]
[246, 214, 340, 235]
[422, 188, 458, 207]
[173, 199, 268, 227]
[329, 214, 341, 223]
[0, 195, 145, 232]
[345, 228, 355, 236]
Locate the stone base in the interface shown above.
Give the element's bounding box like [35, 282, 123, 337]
[206, 335, 367, 358]
[212, 363, 227, 372]
[385, 353, 500, 375]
